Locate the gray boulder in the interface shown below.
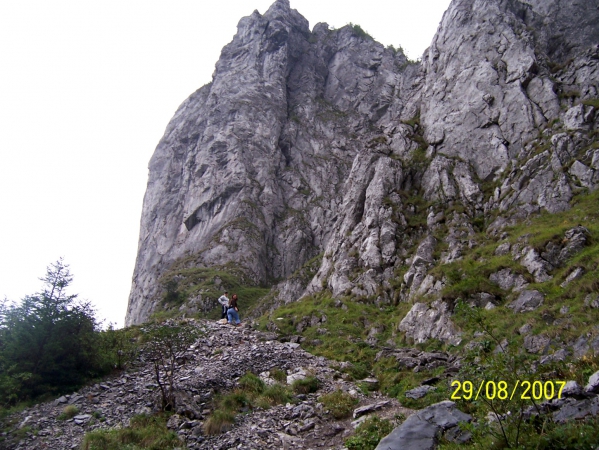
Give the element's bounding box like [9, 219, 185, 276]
[399, 300, 461, 345]
[489, 268, 528, 292]
[585, 370, 599, 394]
[375, 401, 471, 450]
[561, 381, 584, 399]
[523, 334, 551, 354]
[509, 290, 544, 313]
[560, 267, 585, 287]
[585, 294, 599, 309]
[353, 400, 390, 419]
[559, 226, 590, 263]
[564, 104, 595, 131]
[403, 235, 437, 293]
[569, 161, 595, 188]
[518, 323, 532, 335]
[553, 397, 599, 424]
[520, 247, 553, 282]
[405, 385, 436, 400]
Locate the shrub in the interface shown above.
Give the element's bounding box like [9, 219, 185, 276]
[346, 416, 394, 450]
[141, 321, 199, 411]
[219, 390, 250, 411]
[96, 324, 140, 372]
[238, 372, 265, 394]
[58, 405, 79, 420]
[269, 368, 287, 383]
[531, 415, 599, 449]
[320, 390, 358, 419]
[81, 413, 181, 449]
[203, 409, 236, 436]
[345, 362, 370, 381]
[261, 384, 292, 406]
[348, 22, 374, 40]
[161, 279, 186, 307]
[292, 376, 320, 394]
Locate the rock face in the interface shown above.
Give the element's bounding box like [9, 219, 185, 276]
[126, 0, 415, 324]
[126, 0, 599, 325]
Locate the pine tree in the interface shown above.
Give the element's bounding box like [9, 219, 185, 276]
[0, 259, 99, 402]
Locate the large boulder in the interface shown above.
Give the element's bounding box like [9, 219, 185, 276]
[375, 401, 471, 450]
[509, 290, 544, 313]
[399, 300, 461, 345]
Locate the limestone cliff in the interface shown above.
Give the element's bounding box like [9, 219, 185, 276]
[126, 0, 599, 326]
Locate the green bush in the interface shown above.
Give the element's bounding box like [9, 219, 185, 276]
[58, 404, 79, 420]
[261, 383, 292, 406]
[292, 376, 320, 394]
[203, 409, 236, 436]
[346, 416, 394, 450]
[531, 416, 599, 449]
[320, 390, 358, 419]
[0, 364, 31, 408]
[345, 362, 370, 381]
[219, 390, 250, 411]
[81, 413, 181, 449]
[238, 372, 265, 394]
[140, 322, 199, 411]
[348, 23, 374, 40]
[96, 324, 141, 372]
[269, 368, 287, 384]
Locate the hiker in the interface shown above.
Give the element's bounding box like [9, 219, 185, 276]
[217, 291, 229, 320]
[227, 293, 241, 326]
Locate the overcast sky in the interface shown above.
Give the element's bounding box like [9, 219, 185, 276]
[0, 0, 451, 327]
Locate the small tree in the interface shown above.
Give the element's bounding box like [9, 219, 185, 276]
[455, 300, 544, 448]
[0, 259, 99, 401]
[141, 321, 199, 410]
[97, 322, 139, 371]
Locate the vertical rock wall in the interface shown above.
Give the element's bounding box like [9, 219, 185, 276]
[127, 0, 599, 325]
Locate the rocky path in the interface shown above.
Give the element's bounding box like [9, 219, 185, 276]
[2, 320, 410, 450]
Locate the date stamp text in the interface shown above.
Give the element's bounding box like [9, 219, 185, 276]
[451, 380, 566, 401]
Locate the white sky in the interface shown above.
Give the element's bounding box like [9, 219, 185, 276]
[0, 0, 451, 327]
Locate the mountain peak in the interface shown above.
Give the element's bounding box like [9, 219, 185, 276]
[127, 0, 599, 360]
[264, 0, 291, 17]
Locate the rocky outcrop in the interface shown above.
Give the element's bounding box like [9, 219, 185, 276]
[489, 268, 528, 292]
[398, 300, 462, 346]
[127, 0, 599, 326]
[509, 289, 545, 313]
[375, 401, 472, 450]
[420, 0, 597, 177]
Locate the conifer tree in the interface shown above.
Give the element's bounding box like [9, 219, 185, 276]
[0, 259, 99, 402]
